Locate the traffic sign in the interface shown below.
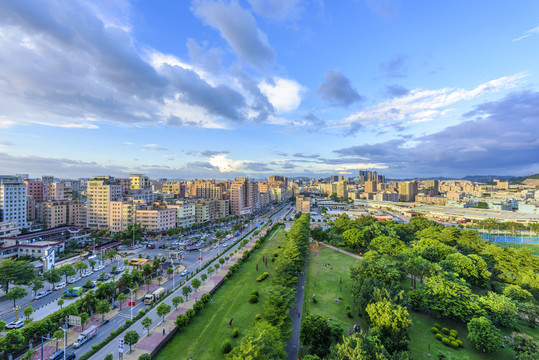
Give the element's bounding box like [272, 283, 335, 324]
[119, 339, 124, 353]
[68, 315, 81, 327]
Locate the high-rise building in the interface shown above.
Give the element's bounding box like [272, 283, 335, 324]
[0, 176, 27, 229]
[23, 179, 44, 203]
[190, 180, 226, 199]
[129, 174, 150, 190]
[86, 177, 122, 230]
[336, 180, 348, 199]
[424, 180, 439, 195]
[330, 175, 343, 183]
[296, 195, 311, 213]
[46, 182, 71, 201]
[364, 180, 378, 193]
[108, 200, 136, 232]
[399, 181, 418, 202]
[230, 178, 257, 215]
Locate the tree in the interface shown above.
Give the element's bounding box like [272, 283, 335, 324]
[366, 297, 411, 353]
[145, 278, 152, 291]
[142, 317, 153, 336]
[342, 228, 365, 250]
[467, 316, 502, 353]
[157, 276, 163, 286]
[31, 277, 44, 298]
[143, 264, 153, 279]
[335, 332, 392, 359]
[104, 355, 113, 360]
[59, 264, 77, 283]
[422, 275, 483, 322]
[192, 278, 201, 292]
[57, 299, 64, 309]
[478, 292, 518, 327]
[117, 293, 128, 310]
[503, 284, 534, 302]
[138, 354, 151, 360]
[0, 259, 35, 293]
[124, 330, 140, 353]
[263, 285, 295, 334]
[53, 329, 64, 351]
[230, 320, 286, 360]
[157, 303, 172, 323]
[89, 259, 97, 270]
[167, 267, 173, 278]
[7, 285, 28, 309]
[201, 274, 207, 283]
[96, 282, 116, 301]
[133, 284, 140, 301]
[80, 312, 89, 330]
[97, 300, 110, 322]
[23, 306, 33, 322]
[370, 235, 405, 255]
[300, 314, 332, 357]
[172, 296, 184, 310]
[43, 268, 62, 290]
[0, 329, 25, 354]
[22, 349, 36, 360]
[182, 285, 192, 300]
[74, 260, 88, 276]
[0, 320, 6, 333]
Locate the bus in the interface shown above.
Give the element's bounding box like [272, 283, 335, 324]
[129, 258, 148, 266]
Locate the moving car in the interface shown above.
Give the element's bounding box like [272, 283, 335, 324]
[180, 269, 190, 277]
[5, 320, 25, 329]
[34, 290, 52, 300]
[68, 276, 81, 284]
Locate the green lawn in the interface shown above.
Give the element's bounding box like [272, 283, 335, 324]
[155, 227, 287, 360]
[302, 245, 362, 337]
[409, 311, 539, 359]
[497, 242, 539, 255]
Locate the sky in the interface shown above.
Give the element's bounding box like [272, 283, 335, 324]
[1, 0, 539, 180]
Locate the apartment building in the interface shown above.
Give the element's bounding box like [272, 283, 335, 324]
[0, 176, 27, 228]
[129, 174, 150, 190]
[399, 181, 418, 202]
[296, 195, 311, 213]
[168, 202, 196, 228]
[23, 179, 44, 203]
[46, 182, 71, 201]
[136, 206, 176, 232]
[189, 180, 226, 199]
[195, 202, 210, 223]
[86, 177, 122, 230]
[162, 181, 186, 197]
[230, 178, 257, 215]
[364, 180, 378, 193]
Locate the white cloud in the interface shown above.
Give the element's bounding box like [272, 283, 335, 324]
[208, 154, 246, 172]
[341, 73, 527, 128]
[512, 26, 539, 42]
[259, 78, 305, 113]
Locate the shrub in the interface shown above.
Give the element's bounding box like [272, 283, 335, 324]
[255, 314, 262, 320]
[232, 327, 239, 338]
[312, 296, 317, 304]
[431, 327, 439, 334]
[449, 336, 455, 342]
[249, 295, 258, 303]
[256, 272, 269, 282]
[442, 328, 450, 335]
[222, 340, 232, 354]
[251, 290, 259, 296]
[347, 310, 352, 318]
[456, 340, 463, 347]
[110, 331, 115, 336]
[435, 334, 443, 341]
[450, 330, 458, 338]
[434, 323, 441, 329]
[346, 305, 351, 311]
[451, 341, 459, 349]
[442, 338, 450, 346]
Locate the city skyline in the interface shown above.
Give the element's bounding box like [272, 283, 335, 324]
[1, 1, 539, 179]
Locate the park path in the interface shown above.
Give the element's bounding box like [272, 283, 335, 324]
[318, 242, 362, 259]
[285, 258, 308, 360]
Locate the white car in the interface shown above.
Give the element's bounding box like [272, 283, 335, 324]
[5, 320, 24, 329]
[68, 277, 81, 284]
[117, 266, 125, 272]
[34, 290, 52, 300]
[82, 271, 93, 277]
[94, 265, 105, 271]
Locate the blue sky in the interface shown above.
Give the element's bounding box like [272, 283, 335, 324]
[1, 0, 539, 179]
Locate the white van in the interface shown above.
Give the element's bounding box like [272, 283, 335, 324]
[54, 282, 66, 291]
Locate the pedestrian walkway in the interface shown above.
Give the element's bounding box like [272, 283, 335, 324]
[285, 259, 308, 360]
[319, 242, 362, 259]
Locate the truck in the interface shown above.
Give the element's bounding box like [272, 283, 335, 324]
[63, 286, 83, 298]
[73, 325, 98, 348]
[144, 287, 166, 305]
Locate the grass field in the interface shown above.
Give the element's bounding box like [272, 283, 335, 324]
[409, 311, 539, 359]
[302, 245, 362, 337]
[497, 242, 539, 255]
[155, 227, 286, 360]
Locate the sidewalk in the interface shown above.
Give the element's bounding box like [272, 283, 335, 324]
[285, 260, 308, 360]
[318, 242, 362, 259]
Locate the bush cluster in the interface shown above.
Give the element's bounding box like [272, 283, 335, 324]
[249, 294, 259, 304]
[431, 327, 439, 334]
[256, 272, 269, 282]
[222, 340, 232, 354]
[431, 324, 462, 349]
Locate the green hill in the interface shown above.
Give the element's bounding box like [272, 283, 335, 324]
[512, 174, 539, 184]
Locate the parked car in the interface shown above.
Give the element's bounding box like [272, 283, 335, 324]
[82, 271, 93, 278]
[180, 270, 190, 277]
[99, 274, 110, 281]
[54, 282, 67, 291]
[5, 320, 24, 329]
[94, 265, 105, 271]
[34, 290, 52, 300]
[68, 276, 81, 284]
